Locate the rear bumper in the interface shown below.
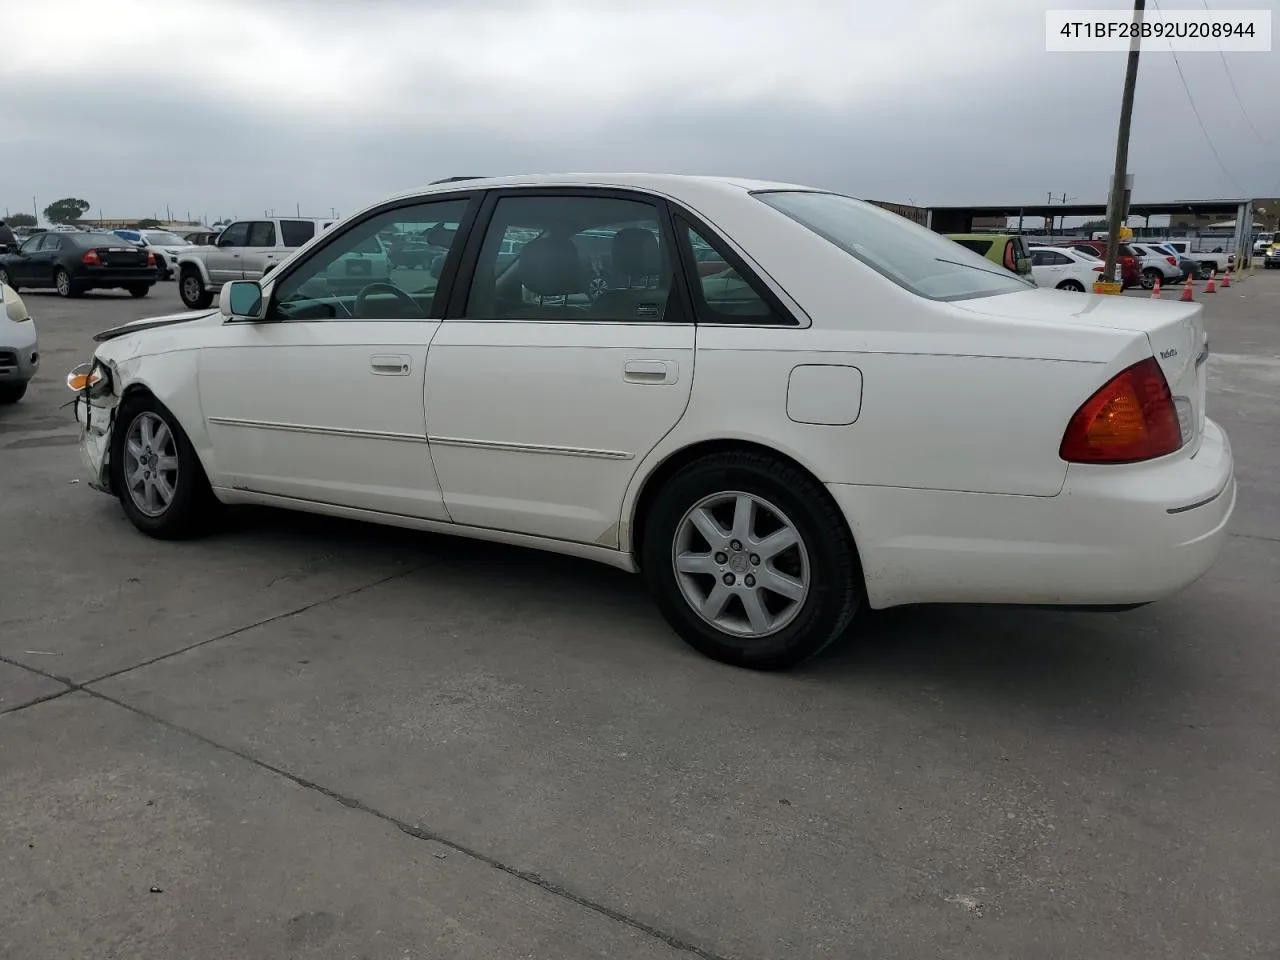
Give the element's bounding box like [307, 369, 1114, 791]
[78, 267, 157, 287]
[831, 418, 1235, 609]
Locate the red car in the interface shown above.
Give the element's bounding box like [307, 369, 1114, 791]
[1048, 240, 1140, 288]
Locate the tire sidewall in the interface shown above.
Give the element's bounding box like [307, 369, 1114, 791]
[109, 396, 212, 538]
[180, 270, 207, 308]
[55, 269, 74, 297]
[642, 458, 860, 669]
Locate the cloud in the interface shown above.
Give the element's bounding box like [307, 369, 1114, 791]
[2, 0, 1277, 221]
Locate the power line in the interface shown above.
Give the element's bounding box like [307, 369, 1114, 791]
[1150, 0, 1245, 194]
[1201, 0, 1271, 145]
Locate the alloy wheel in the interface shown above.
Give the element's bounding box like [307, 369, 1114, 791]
[123, 411, 180, 517]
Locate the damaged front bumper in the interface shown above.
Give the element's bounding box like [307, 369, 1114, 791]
[73, 393, 116, 495]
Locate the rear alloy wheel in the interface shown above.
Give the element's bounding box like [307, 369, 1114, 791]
[0, 382, 27, 404]
[180, 269, 213, 309]
[1140, 268, 1161, 290]
[1057, 279, 1085, 292]
[642, 451, 863, 671]
[54, 268, 80, 298]
[128, 284, 151, 298]
[109, 396, 219, 539]
[0, 267, 15, 291]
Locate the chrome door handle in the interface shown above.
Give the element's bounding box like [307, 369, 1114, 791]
[623, 359, 677, 385]
[370, 354, 411, 376]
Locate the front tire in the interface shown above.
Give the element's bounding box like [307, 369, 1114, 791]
[108, 395, 219, 540]
[641, 451, 863, 670]
[128, 283, 151, 298]
[179, 268, 213, 309]
[0, 382, 27, 404]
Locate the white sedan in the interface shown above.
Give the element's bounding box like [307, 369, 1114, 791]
[1026, 245, 1105, 291]
[69, 174, 1235, 670]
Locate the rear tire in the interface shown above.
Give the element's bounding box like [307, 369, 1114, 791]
[1056, 279, 1085, 292]
[109, 394, 220, 540]
[0, 267, 15, 291]
[179, 268, 213, 309]
[128, 283, 151, 298]
[54, 268, 80, 298]
[640, 451, 863, 671]
[0, 382, 27, 404]
[1140, 268, 1160, 290]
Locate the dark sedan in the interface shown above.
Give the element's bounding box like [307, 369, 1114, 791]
[0, 231, 157, 298]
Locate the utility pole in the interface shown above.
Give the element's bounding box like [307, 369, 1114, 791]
[1103, 0, 1145, 287]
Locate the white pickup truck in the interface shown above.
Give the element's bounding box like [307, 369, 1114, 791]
[1154, 240, 1234, 276]
[176, 217, 334, 309]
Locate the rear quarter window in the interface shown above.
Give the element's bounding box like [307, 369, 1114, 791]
[280, 220, 316, 246]
[952, 238, 993, 255]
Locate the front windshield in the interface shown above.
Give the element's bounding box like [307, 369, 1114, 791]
[143, 231, 188, 246]
[754, 191, 1033, 301]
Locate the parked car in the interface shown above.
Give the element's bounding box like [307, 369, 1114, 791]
[1129, 242, 1183, 289]
[1026, 245, 1104, 291]
[1265, 241, 1280, 269]
[1252, 233, 1274, 255]
[0, 282, 39, 404]
[0, 231, 157, 298]
[176, 217, 334, 308]
[71, 174, 1233, 671]
[943, 233, 1034, 279]
[1047, 239, 1141, 288]
[113, 229, 193, 281]
[1147, 242, 1200, 282]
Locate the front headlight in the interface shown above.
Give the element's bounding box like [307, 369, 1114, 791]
[66, 359, 112, 396]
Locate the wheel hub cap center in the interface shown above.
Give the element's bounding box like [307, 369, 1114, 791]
[727, 553, 750, 575]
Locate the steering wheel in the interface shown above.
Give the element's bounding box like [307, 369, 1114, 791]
[354, 282, 421, 318]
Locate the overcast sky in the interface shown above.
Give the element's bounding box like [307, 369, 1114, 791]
[3, 0, 1277, 223]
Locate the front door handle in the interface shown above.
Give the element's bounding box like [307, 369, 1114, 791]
[623, 359, 678, 385]
[371, 353, 411, 376]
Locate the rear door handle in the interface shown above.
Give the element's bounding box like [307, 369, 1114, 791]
[623, 359, 678, 385]
[371, 353, 411, 376]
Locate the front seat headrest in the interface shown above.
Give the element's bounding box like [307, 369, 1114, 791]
[611, 228, 659, 278]
[517, 235, 586, 297]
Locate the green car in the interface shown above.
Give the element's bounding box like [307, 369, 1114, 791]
[945, 233, 1034, 279]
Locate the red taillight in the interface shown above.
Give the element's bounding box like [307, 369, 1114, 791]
[146, 251, 155, 266]
[1059, 357, 1183, 464]
[1166, 256, 1177, 266]
[1092, 265, 1104, 272]
[81, 249, 101, 266]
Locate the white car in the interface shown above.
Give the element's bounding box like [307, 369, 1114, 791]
[69, 174, 1235, 670]
[1, 282, 39, 404]
[114, 229, 194, 281]
[1026, 245, 1104, 291]
[1129, 242, 1183, 290]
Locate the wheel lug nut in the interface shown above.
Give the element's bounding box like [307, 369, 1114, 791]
[714, 552, 728, 564]
[722, 573, 735, 586]
[745, 574, 756, 588]
[730, 539, 742, 550]
[750, 554, 760, 565]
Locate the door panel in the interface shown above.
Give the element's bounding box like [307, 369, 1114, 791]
[425, 320, 694, 545]
[208, 222, 250, 284]
[197, 319, 449, 520]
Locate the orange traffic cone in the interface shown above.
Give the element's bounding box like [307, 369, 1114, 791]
[1222, 267, 1231, 288]
[1151, 276, 1162, 299]
[1180, 275, 1195, 301]
[1204, 269, 1217, 293]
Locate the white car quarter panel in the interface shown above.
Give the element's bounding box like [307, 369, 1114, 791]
[425, 320, 695, 546]
[786, 364, 863, 425]
[196, 319, 448, 519]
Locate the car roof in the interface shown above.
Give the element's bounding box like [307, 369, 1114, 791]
[384, 173, 821, 205]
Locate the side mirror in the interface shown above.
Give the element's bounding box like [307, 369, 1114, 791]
[220, 280, 266, 320]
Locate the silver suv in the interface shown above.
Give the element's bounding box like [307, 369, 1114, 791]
[176, 217, 333, 309]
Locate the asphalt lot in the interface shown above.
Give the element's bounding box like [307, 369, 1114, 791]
[2, 275, 1279, 960]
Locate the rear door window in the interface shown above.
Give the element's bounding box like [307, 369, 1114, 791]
[280, 220, 316, 247]
[247, 221, 277, 247]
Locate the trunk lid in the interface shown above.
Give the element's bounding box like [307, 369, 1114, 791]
[955, 288, 1209, 446]
[94, 244, 148, 268]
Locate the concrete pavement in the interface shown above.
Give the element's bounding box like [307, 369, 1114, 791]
[2, 278, 1278, 959]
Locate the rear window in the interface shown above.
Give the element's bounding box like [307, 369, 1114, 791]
[755, 191, 1032, 301]
[280, 220, 316, 246]
[73, 233, 130, 247]
[952, 238, 993, 255]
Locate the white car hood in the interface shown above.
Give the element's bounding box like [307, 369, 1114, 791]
[93, 308, 219, 343]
